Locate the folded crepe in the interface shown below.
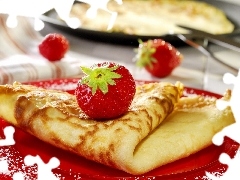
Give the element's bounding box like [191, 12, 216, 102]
[0, 81, 235, 175]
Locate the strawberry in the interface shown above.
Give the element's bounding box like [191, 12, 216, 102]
[38, 33, 69, 61]
[75, 62, 136, 119]
[135, 39, 183, 77]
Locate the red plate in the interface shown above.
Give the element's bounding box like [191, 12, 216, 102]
[0, 78, 238, 180]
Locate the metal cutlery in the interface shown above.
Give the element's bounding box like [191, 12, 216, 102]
[176, 25, 239, 73]
[177, 25, 240, 53]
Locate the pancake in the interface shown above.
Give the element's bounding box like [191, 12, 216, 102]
[70, 0, 234, 36]
[0, 81, 185, 175]
[135, 91, 235, 173]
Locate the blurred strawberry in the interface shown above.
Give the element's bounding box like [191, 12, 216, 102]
[134, 39, 183, 77]
[75, 62, 136, 119]
[38, 33, 69, 61]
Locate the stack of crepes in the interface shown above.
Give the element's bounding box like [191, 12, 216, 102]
[0, 81, 235, 175]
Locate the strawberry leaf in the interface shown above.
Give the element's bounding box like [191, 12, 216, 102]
[80, 63, 121, 95]
[134, 39, 157, 68]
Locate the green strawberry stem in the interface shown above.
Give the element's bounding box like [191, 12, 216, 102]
[135, 39, 157, 69]
[80, 63, 121, 95]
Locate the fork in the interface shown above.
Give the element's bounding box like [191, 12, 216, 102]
[176, 34, 238, 90]
[176, 34, 238, 73]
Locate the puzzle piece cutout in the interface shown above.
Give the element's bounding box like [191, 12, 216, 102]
[206, 71, 240, 179]
[0, 125, 60, 179]
[0, 0, 81, 30]
[0, 126, 15, 146]
[12, 172, 24, 180]
[0, 158, 8, 173]
[1, 0, 123, 30]
[23, 155, 60, 180]
[206, 149, 240, 179]
[0, 126, 15, 174]
[75, 0, 122, 30]
[12, 155, 60, 180]
[213, 72, 240, 146]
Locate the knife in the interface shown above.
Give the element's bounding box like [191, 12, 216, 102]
[177, 25, 240, 53]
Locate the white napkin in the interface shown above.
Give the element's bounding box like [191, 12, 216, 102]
[0, 54, 82, 84]
[0, 14, 83, 84]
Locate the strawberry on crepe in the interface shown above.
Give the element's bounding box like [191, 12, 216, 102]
[0, 62, 235, 175]
[75, 62, 136, 119]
